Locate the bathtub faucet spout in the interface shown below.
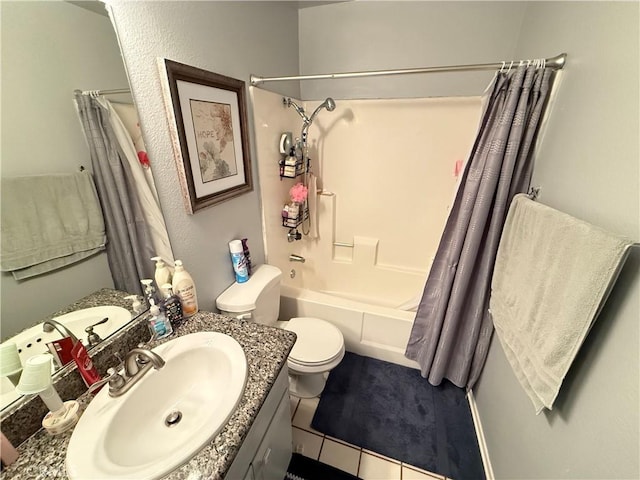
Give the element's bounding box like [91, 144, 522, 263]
[289, 254, 306, 263]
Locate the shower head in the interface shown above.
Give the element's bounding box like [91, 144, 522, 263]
[324, 98, 336, 112]
[308, 97, 337, 124]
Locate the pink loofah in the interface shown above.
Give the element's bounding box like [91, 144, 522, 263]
[289, 182, 308, 203]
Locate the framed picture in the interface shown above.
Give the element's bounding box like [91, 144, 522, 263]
[160, 59, 252, 214]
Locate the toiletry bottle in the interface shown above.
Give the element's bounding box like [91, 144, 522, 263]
[151, 256, 172, 289]
[124, 295, 144, 314]
[70, 340, 101, 388]
[229, 240, 249, 283]
[241, 238, 253, 276]
[141, 279, 159, 308]
[172, 260, 198, 317]
[147, 300, 173, 340]
[160, 283, 184, 329]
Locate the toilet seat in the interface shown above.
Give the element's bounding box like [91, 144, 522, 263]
[285, 317, 344, 367]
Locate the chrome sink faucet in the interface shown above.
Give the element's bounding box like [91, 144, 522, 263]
[124, 348, 165, 377]
[43, 320, 79, 343]
[87, 348, 165, 398]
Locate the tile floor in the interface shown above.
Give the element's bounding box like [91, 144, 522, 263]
[289, 395, 451, 480]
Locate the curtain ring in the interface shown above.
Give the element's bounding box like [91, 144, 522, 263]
[508, 61, 514, 72]
[500, 61, 506, 73]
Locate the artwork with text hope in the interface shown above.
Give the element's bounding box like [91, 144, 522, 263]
[190, 100, 238, 183]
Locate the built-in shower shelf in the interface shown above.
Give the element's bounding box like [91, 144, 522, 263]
[282, 203, 309, 228]
[279, 156, 305, 179]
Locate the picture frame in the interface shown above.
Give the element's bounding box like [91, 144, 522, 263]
[160, 59, 252, 214]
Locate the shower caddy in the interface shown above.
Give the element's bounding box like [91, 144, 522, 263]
[279, 133, 309, 230]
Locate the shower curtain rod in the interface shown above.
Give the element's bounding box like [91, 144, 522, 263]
[250, 53, 566, 86]
[78, 88, 131, 96]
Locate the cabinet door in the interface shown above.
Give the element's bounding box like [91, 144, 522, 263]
[251, 391, 292, 480]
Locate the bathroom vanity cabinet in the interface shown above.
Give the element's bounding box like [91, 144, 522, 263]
[0, 311, 296, 480]
[225, 366, 292, 480]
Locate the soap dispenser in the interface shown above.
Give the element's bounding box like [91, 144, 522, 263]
[147, 300, 173, 340]
[151, 256, 172, 289]
[140, 279, 159, 308]
[160, 283, 184, 329]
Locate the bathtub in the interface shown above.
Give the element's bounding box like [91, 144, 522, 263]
[279, 284, 421, 369]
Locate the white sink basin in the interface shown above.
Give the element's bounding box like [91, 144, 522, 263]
[65, 332, 248, 480]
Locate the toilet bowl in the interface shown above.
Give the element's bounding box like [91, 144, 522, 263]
[284, 317, 345, 398]
[215, 264, 345, 398]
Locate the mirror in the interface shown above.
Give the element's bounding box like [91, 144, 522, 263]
[0, 1, 156, 411]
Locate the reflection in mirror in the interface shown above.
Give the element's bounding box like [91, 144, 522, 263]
[0, 2, 169, 412]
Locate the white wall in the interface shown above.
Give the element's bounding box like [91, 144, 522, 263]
[474, 2, 639, 479]
[0, 1, 124, 337]
[107, 1, 300, 312]
[298, 1, 528, 100]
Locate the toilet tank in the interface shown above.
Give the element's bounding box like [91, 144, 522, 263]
[215, 264, 282, 326]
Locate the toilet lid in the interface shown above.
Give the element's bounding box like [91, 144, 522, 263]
[285, 317, 344, 365]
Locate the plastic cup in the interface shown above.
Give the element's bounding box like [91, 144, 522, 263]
[0, 342, 22, 376]
[15, 354, 53, 395]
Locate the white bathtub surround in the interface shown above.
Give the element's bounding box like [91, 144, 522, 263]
[251, 87, 482, 302]
[280, 285, 419, 369]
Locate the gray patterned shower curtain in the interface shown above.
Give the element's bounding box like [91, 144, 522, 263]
[74, 93, 155, 296]
[405, 65, 553, 389]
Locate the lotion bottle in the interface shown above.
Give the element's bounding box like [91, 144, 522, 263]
[172, 260, 198, 317]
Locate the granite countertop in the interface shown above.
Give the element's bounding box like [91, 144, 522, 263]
[1, 311, 296, 480]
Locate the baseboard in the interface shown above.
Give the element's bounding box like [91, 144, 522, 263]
[466, 389, 494, 480]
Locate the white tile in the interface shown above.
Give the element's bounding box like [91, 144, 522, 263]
[289, 395, 300, 419]
[319, 438, 361, 476]
[326, 434, 361, 451]
[358, 452, 401, 479]
[291, 427, 323, 460]
[292, 396, 322, 433]
[402, 464, 445, 479]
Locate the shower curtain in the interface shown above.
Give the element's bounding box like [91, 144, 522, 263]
[405, 65, 553, 389]
[74, 92, 173, 296]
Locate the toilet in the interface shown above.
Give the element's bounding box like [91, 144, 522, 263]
[216, 264, 345, 398]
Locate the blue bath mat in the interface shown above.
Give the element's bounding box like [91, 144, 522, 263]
[311, 352, 485, 480]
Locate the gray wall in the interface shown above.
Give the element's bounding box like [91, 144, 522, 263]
[107, 1, 300, 313]
[298, 1, 528, 99]
[0, 1, 123, 337]
[474, 2, 639, 479]
[301, 2, 639, 478]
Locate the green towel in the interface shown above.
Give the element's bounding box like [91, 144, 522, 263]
[1, 172, 106, 279]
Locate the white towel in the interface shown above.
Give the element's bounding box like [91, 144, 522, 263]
[490, 194, 634, 414]
[0, 172, 106, 279]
